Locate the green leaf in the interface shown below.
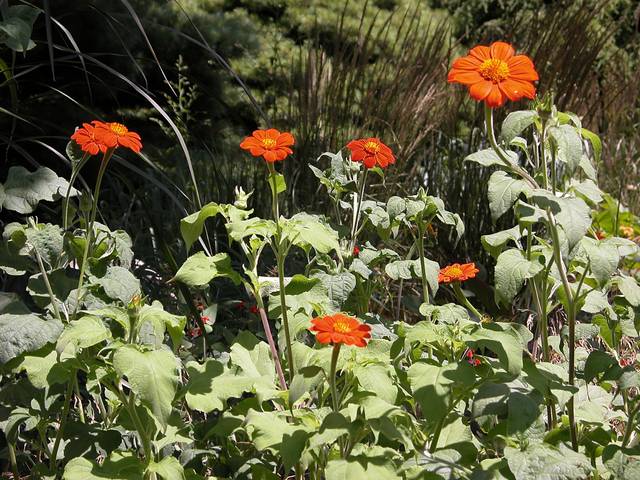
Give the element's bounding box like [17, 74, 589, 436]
[616, 275, 640, 307]
[268, 172, 286, 196]
[504, 443, 592, 480]
[113, 345, 179, 429]
[1, 166, 71, 214]
[283, 213, 339, 254]
[173, 252, 241, 287]
[408, 362, 475, 424]
[578, 237, 619, 287]
[482, 226, 523, 258]
[549, 124, 583, 172]
[578, 155, 597, 182]
[501, 110, 537, 144]
[95, 266, 141, 304]
[488, 171, 532, 221]
[269, 274, 331, 318]
[353, 363, 397, 404]
[314, 272, 356, 310]
[532, 192, 591, 249]
[494, 248, 543, 305]
[570, 179, 603, 205]
[464, 323, 526, 375]
[14, 346, 71, 389]
[180, 202, 220, 251]
[385, 258, 439, 295]
[465, 148, 517, 167]
[580, 128, 601, 164]
[581, 289, 609, 314]
[27, 269, 76, 309]
[419, 303, 470, 324]
[0, 313, 63, 365]
[137, 301, 186, 349]
[56, 315, 110, 356]
[583, 350, 618, 383]
[325, 456, 401, 480]
[148, 457, 185, 480]
[0, 6, 40, 52]
[63, 452, 144, 480]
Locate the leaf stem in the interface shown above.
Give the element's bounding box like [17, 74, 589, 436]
[50, 379, 74, 470]
[63, 152, 90, 231]
[329, 343, 342, 413]
[453, 282, 483, 321]
[350, 168, 368, 252]
[416, 223, 430, 305]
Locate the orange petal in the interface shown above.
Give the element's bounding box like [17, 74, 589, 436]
[490, 41, 515, 60]
[452, 55, 482, 70]
[252, 130, 267, 140]
[485, 85, 506, 107]
[277, 132, 295, 146]
[351, 149, 366, 161]
[449, 70, 484, 85]
[469, 45, 491, 61]
[507, 56, 539, 81]
[469, 80, 492, 101]
[316, 332, 332, 344]
[363, 155, 376, 168]
[263, 150, 278, 162]
[265, 128, 281, 139]
[499, 79, 536, 101]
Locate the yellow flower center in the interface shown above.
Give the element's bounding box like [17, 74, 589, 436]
[110, 122, 128, 136]
[364, 141, 380, 153]
[479, 59, 510, 83]
[333, 321, 352, 333]
[447, 266, 463, 278]
[262, 138, 277, 148]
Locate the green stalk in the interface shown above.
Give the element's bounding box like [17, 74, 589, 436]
[329, 344, 342, 412]
[622, 398, 640, 447]
[50, 379, 74, 470]
[8, 441, 19, 480]
[452, 282, 483, 321]
[547, 211, 578, 450]
[350, 168, 368, 252]
[416, 223, 430, 305]
[30, 225, 63, 323]
[73, 372, 86, 424]
[75, 148, 114, 314]
[127, 393, 154, 465]
[63, 153, 90, 231]
[267, 162, 295, 381]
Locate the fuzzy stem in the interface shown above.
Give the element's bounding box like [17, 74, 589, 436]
[8, 441, 19, 479]
[267, 162, 295, 381]
[50, 379, 74, 469]
[329, 344, 342, 412]
[416, 223, 430, 305]
[453, 282, 483, 321]
[350, 168, 368, 252]
[257, 304, 288, 390]
[63, 153, 90, 231]
[75, 148, 114, 314]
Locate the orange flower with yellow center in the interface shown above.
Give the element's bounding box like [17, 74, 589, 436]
[448, 41, 539, 108]
[240, 128, 295, 162]
[309, 313, 371, 347]
[620, 225, 635, 239]
[71, 122, 109, 156]
[347, 137, 395, 169]
[438, 262, 479, 284]
[94, 121, 143, 153]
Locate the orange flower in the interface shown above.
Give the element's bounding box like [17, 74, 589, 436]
[240, 129, 295, 162]
[448, 41, 539, 108]
[71, 122, 109, 156]
[438, 263, 479, 284]
[347, 138, 395, 169]
[309, 313, 371, 347]
[620, 225, 634, 239]
[94, 122, 143, 153]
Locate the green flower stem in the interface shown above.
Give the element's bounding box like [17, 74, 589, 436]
[127, 392, 154, 466]
[622, 397, 640, 447]
[484, 104, 537, 189]
[452, 282, 483, 321]
[75, 148, 115, 314]
[50, 378, 74, 470]
[548, 213, 578, 449]
[416, 224, 430, 305]
[73, 372, 86, 424]
[350, 168, 368, 252]
[485, 104, 575, 443]
[257, 302, 288, 390]
[329, 343, 342, 412]
[267, 162, 295, 382]
[63, 152, 90, 231]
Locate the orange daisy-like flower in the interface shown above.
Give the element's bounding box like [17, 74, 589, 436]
[448, 41, 539, 108]
[70, 122, 109, 156]
[309, 313, 371, 347]
[94, 122, 143, 153]
[438, 263, 479, 284]
[240, 129, 295, 163]
[347, 138, 395, 169]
